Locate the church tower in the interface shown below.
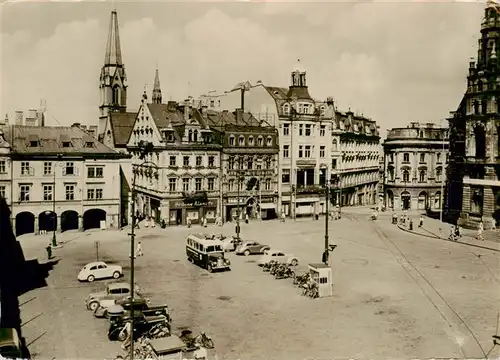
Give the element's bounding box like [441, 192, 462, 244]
[98, 10, 127, 136]
[152, 68, 162, 104]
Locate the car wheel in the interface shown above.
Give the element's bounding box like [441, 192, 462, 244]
[207, 264, 213, 273]
[112, 271, 121, 279]
[117, 329, 127, 342]
[89, 301, 99, 311]
[104, 310, 109, 319]
[244, 250, 251, 256]
[291, 259, 298, 266]
[87, 275, 95, 282]
[262, 247, 270, 253]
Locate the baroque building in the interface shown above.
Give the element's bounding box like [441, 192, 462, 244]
[201, 61, 380, 217]
[446, 3, 500, 229]
[383, 122, 448, 211]
[0, 123, 129, 237]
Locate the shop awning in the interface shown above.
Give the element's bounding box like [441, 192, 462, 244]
[260, 203, 276, 210]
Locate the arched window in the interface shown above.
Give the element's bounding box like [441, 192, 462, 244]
[229, 135, 235, 146]
[193, 130, 198, 142]
[419, 170, 426, 182]
[320, 106, 325, 116]
[188, 130, 193, 142]
[419, 131, 424, 138]
[257, 136, 263, 146]
[238, 136, 245, 146]
[434, 191, 442, 209]
[112, 86, 120, 105]
[474, 125, 486, 158]
[332, 139, 338, 151]
[248, 136, 254, 146]
[266, 137, 272, 146]
[402, 170, 410, 182]
[283, 104, 290, 116]
[471, 188, 483, 214]
[387, 166, 394, 181]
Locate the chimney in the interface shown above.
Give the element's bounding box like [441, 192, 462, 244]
[184, 99, 190, 121]
[167, 101, 177, 111]
[235, 108, 243, 124]
[326, 96, 334, 106]
[15, 111, 24, 125]
[28, 109, 37, 119]
[88, 125, 98, 138]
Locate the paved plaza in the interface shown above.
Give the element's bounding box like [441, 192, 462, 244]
[16, 208, 500, 360]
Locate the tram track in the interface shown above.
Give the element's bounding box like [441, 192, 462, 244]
[345, 213, 487, 358]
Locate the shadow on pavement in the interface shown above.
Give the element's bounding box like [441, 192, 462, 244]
[0, 197, 58, 358]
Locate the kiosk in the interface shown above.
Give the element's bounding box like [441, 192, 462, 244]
[308, 263, 333, 298]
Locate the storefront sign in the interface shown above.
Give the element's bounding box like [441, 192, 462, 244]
[170, 200, 217, 209]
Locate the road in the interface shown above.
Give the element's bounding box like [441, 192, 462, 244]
[17, 209, 500, 360]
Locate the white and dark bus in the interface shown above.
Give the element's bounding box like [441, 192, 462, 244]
[186, 234, 231, 272]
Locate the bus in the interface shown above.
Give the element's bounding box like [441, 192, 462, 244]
[186, 234, 231, 272]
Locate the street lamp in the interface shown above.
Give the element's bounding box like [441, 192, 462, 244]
[50, 154, 63, 247]
[128, 140, 155, 360]
[439, 125, 448, 235]
[235, 157, 245, 241]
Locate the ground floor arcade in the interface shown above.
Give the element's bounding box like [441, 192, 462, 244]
[384, 186, 443, 211]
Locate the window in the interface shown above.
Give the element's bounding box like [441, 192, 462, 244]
[229, 135, 235, 146]
[436, 153, 441, 163]
[482, 99, 487, 114]
[21, 162, 30, 176]
[388, 167, 394, 181]
[208, 156, 215, 167]
[65, 184, 75, 200]
[247, 158, 253, 170]
[85, 141, 94, 148]
[193, 130, 198, 142]
[283, 104, 290, 115]
[282, 169, 290, 184]
[62, 141, 72, 148]
[167, 133, 174, 142]
[267, 137, 272, 146]
[298, 145, 303, 158]
[332, 139, 338, 151]
[283, 124, 290, 136]
[247, 136, 254, 146]
[265, 179, 271, 190]
[19, 185, 30, 201]
[169, 178, 177, 192]
[320, 146, 325, 158]
[403, 153, 410, 163]
[265, 158, 271, 169]
[402, 170, 410, 182]
[183, 156, 190, 167]
[299, 124, 304, 136]
[257, 136, 263, 146]
[0, 160, 5, 174]
[44, 162, 52, 175]
[43, 185, 53, 201]
[419, 170, 426, 182]
[0, 185, 5, 199]
[182, 178, 189, 191]
[228, 179, 235, 191]
[332, 159, 337, 169]
[169, 156, 176, 166]
[436, 168, 442, 182]
[87, 189, 95, 200]
[305, 145, 312, 158]
[65, 162, 74, 175]
[196, 156, 203, 167]
[87, 166, 103, 178]
[239, 136, 245, 146]
[305, 124, 312, 136]
[208, 178, 215, 191]
[283, 145, 290, 158]
[320, 125, 326, 136]
[228, 157, 235, 170]
[419, 154, 425, 163]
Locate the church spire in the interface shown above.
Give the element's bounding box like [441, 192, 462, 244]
[152, 68, 162, 104]
[104, 10, 123, 66]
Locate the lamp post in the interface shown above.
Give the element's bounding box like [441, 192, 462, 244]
[128, 140, 155, 360]
[50, 154, 63, 246]
[439, 126, 448, 235]
[235, 157, 243, 241]
[288, 97, 297, 221]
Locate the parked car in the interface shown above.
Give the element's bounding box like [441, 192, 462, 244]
[93, 296, 147, 318]
[77, 261, 122, 282]
[85, 282, 141, 311]
[235, 241, 270, 256]
[0, 328, 23, 359]
[222, 237, 241, 252]
[257, 249, 299, 266]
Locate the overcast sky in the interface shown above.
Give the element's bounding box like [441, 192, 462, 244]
[0, 0, 486, 134]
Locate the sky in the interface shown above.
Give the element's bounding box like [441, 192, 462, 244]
[0, 0, 487, 134]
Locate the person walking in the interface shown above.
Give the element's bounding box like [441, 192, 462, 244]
[135, 240, 143, 257]
[281, 212, 286, 223]
[203, 217, 208, 228]
[419, 215, 424, 228]
[187, 218, 192, 228]
[477, 221, 484, 241]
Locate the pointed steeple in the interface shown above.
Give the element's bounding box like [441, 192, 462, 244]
[104, 10, 123, 66]
[152, 68, 162, 104]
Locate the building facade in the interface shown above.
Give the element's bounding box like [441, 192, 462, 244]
[206, 109, 279, 221]
[446, 3, 500, 229]
[203, 62, 380, 217]
[0, 124, 129, 237]
[383, 122, 448, 211]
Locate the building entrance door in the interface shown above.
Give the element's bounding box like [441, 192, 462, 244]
[401, 192, 411, 210]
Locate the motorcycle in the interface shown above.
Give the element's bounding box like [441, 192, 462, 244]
[301, 280, 319, 299]
[269, 263, 283, 276]
[275, 265, 295, 280]
[195, 332, 215, 349]
[108, 313, 170, 341]
[263, 260, 278, 272]
[180, 330, 215, 350]
[293, 272, 311, 287]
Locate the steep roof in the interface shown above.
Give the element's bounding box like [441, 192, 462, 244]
[147, 103, 185, 129]
[109, 111, 137, 146]
[6, 125, 127, 157]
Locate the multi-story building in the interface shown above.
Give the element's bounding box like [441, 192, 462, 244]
[445, 3, 500, 229]
[206, 108, 279, 221]
[0, 129, 12, 210]
[383, 122, 448, 211]
[0, 123, 129, 237]
[204, 62, 380, 217]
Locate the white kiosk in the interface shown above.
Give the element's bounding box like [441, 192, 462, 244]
[308, 263, 333, 298]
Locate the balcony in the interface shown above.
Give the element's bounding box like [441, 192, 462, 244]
[296, 159, 316, 166]
[294, 184, 324, 195]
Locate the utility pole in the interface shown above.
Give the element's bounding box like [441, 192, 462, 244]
[324, 181, 330, 265]
[128, 168, 137, 360]
[439, 127, 447, 229]
[235, 157, 241, 241]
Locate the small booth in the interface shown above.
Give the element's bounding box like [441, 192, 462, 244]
[308, 263, 333, 298]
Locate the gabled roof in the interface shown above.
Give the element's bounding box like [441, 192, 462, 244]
[109, 111, 137, 146]
[6, 125, 128, 157]
[147, 103, 185, 129]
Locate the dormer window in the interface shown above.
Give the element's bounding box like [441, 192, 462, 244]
[283, 104, 290, 116]
[320, 106, 325, 116]
[257, 136, 263, 146]
[168, 133, 174, 142]
[188, 130, 193, 142]
[30, 141, 38, 147]
[229, 135, 235, 146]
[193, 130, 198, 142]
[28, 135, 39, 147]
[85, 141, 94, 148]
[238, 136, 245, 146]
[266, 137, 273, 146]
[249, 136, 254, 146]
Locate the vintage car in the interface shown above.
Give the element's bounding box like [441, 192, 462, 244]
[77, 261, 123, 282]
[94, 296, 148, 318]
[257, 249, 299, 267]
[235, 241, 270, 256]
[0, 328, 23, 359]
[85, 282, 140, 311]
[95, 297, 170, 322]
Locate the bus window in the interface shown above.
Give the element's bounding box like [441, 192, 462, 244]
[214, 245, 222, 252]
[206, 246, 215, 252]
[199, 245, 204, 252]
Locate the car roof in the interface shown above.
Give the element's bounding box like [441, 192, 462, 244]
[268, 249, 283, 254]
[108, 282, 130, 290]
[85, 261, 106, 267]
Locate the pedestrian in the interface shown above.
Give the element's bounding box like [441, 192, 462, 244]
[281, 212, 286, 222]
[203, 217, 208, 228]
[477, 221, 484, 241]
[136, 240, 143, 257]
[187, 218, 192, 228]
[419, 215, 424, 228]
[409, 218, 413, 230]
[245, 213, 249, 224]
[46, 244, 52, 260]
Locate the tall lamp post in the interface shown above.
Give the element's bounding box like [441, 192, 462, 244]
[128, 140, 155, 360]
[235, 157, 245, 241]
[50, 154, 63, 247]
